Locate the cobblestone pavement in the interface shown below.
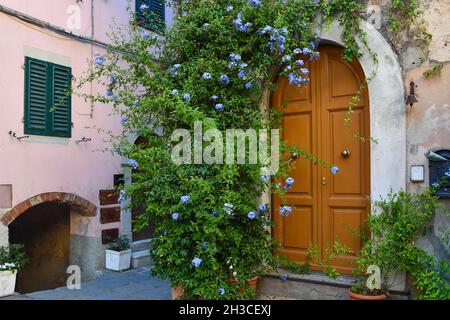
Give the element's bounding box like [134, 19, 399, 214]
[2, 267, 171, 300]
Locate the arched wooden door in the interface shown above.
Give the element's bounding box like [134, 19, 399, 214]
[271, 46, 370, 274]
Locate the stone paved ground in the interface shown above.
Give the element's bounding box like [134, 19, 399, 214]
[2, 267, 171, 300]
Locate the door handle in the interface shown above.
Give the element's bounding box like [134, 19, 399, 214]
[322, 177, 326, 185]
[341, 149, 350, 158]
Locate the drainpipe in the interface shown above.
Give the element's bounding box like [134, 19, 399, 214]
[89, 0, 95, 119]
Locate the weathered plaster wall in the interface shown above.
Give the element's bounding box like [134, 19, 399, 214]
[366, 0, 450, 261]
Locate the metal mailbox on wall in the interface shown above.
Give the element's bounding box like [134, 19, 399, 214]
[429, 150, 450, 198]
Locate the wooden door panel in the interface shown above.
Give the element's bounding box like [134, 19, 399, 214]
[284, 207, 313, 249]
[320, 47, 370, 272]
[330, 109, 363, 195]
[272, 46, 370, 274]
[283, 114, 313, 194]
[329, 58, 359, 98]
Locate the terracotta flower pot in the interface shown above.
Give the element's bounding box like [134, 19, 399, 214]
[240, 276, 259, 299]
[348, 289, 387, 300]
[172, 285, 185, 300]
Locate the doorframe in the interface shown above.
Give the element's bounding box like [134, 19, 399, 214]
[261, 18, 406, 210]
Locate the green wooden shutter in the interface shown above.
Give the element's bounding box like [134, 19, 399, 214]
[152, 0, 165, 30]
[24, 57, 72, 138]
[51, 64, 72, 137]
[136, 0, 165, 32]
[24, 57, 49, 135]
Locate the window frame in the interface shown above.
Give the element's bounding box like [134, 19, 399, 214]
[24, 56, 72, 138]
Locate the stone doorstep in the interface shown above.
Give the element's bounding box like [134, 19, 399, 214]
[259, 270, 411, 300]
[131, 238, 153, 252]
[131, 250, 153, 269]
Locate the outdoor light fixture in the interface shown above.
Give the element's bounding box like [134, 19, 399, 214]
[406, 81, 419, 107]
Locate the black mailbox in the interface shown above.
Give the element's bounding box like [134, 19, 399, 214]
[429, 149, 450, 198]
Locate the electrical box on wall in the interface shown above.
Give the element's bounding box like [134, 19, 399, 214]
[429, 150, 450, 198]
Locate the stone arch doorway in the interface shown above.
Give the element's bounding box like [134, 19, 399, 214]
[2, 193, 96, 294]
[271, 45, 370, 274]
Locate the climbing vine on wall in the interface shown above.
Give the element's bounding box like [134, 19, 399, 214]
[80, 0, 433, 299]
[387, 0, 432, 63]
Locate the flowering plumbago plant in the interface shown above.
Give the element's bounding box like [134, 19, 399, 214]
[79, 0, 370, 299]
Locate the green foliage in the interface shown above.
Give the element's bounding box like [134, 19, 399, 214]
[81, 0, 402, 300]
[388, 0, 432, 63]
[423, 63, 444, 79]
[306, 241, 353, 279]
[107, 235, 131, 252]
[355, 189, 450, 300]
[0, 244, 27, 271]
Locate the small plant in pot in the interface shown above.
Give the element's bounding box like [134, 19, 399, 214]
[0, 244, 27, 297]
[349, 279, 388, 300]
[105, 235, 131, 272]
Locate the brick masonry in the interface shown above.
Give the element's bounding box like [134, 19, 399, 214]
[0, 192, 97, 226]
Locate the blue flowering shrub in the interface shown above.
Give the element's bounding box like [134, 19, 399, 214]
[81, 0, 370, 299]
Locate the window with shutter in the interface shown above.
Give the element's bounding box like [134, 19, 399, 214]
[24, 57, 72, 138]
[135, 0, 165, 32]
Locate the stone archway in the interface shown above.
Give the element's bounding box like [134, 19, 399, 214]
[1, 192, 97, 226]
[3, 193, 97, 293]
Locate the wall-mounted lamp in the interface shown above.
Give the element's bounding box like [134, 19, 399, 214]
[8, 131, 30, 140]
[75, 137, 92, 144]
[406, 81, 419, 107]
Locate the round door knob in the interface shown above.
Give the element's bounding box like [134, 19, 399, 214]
[341, 149, 350, 158]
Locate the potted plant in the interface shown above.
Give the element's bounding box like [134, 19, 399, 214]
[0, 244, 27, 297]
[349, 280, 387, 300]
[105, 235, 131, 271]
[348, 189, 447, 300]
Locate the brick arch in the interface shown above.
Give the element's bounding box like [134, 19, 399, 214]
[1, 192, 97, 226]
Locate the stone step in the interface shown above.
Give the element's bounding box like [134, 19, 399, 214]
[257, 270, 410, 300]
[131, 239, 153, 252]
[131, 250, 153, 269]
[258, 271, 356, 300]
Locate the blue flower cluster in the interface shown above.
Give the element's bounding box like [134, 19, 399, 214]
[247, 211, 257, 220]
[139, 3, 148, 12]
[279, 205, 292, 217]
[234, 12, 252, 32]
[331, 166, 339, 175]
[219, 74, 230, 85]
[172, 212, 179, 221]
[170, 64, 181, 76]
[203, 72, 212, 80]
[181, 195, 191, 204]
[192, 257, 202, 268]
[258, 204, 267, 213]
[248, 0, 262, 8]
[258, 26, 288, 52]
[215, 103, 224, 112]
[127, 159, 138, 170]
[94, 54, 105, 66]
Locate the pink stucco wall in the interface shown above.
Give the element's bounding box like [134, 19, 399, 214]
[0, 0, 174, 238]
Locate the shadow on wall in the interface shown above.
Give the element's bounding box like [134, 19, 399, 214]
[9, 202, 70, 294]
